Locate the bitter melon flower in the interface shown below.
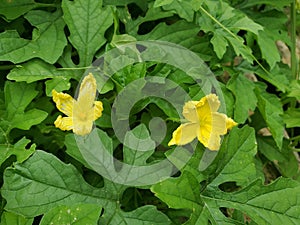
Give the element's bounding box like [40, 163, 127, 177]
[168, 94, 237, 151]
[52, 73, 103, 136]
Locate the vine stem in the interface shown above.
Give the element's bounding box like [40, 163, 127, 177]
[290, 1, 298, 80]
[198, 5, 277, 84]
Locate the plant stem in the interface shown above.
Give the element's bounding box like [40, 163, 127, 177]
[290, 1, 298, 80]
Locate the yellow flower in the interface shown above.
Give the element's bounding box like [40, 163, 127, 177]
[52, 73, 103, 136]
[168, 94, 237, 151]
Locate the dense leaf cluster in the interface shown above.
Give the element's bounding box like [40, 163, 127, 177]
[0, 0, 299, 224]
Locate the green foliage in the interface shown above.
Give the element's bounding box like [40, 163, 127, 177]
[0, 0, 299, 224]
[227, 73, 257, 123]
[0, 211, 33, 225]
[0, 10, 67, 64]
[62, 0, 114, 66]
[39, 204, 102, 225]
[152, 128, 300, 225]
[255, 82, 284, 148]
[3, 82, 48, 131]
[197, 1, 263, 62]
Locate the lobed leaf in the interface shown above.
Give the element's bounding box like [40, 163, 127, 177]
[2, 150, 117, 217]
[4, 81, 48, 131]
[62, 0, 114, 66]
[198, 1, 263, 61]
[153, 126, 259, 224]
[202, 178, 300, 225]
[0, 10, 67, 64]
[153, 169, 300, 225]
[0, 137, 35, 166]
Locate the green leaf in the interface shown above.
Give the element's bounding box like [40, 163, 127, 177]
[253, 10, 290, 68]
[151, 171, 201, 223]
[103, 0, 148, 10]
[45, 77, 72, 97]
[162, 0, 195, 22]
[109, 205, 171, 225]
[62, 0, 114, 66]
[0, 137, 35, 166]
[2, 149, 171, 224]
[153, 0, 174, 8]
[153, 171, 300, 224]
[95, 99, 112, 128]
[40, 203, 102, 225]
[287, 80, 300, 99]
[283, 108, 300, 128]
[0, 0, 38, 21]
[110, 34, 137, 47]
[120, 3, 173, 34]
[0, 211, 33, 225]
[255, 82, 284, 148]
[2, 150, 117, 217]
[210, 31, 227, 59]
[256, 31, 280, 69]
[137, 20, 213, 61]
[257, 136, 298, 178]
[241, 0, 293, 8]
[220, 83, 235, 118]
[0, 10, 67, 63]
[123, 124, 155, 166]
[7, 59, 78, 96]
[65, 129, 113, 169]
[198, 1, 263, 61]
[252, 64, 289, 92]
[227, 73, 257, 123]
[113, 63, 147, 88]
[203, 178, 300, 225]
[4, 81, 48, 131]
[202, 126, 258, 187]
[7, 59, 72, 81]
[156, 126, 258, 224]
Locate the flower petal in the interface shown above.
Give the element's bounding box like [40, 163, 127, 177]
[207, 134, 222, 151]
[197, 123, 212, 148]
[52, 90, 74, 117]
[226, 117, 238, 130]
[54, 115, 73, 131]
[73, 119, 93, 136]
[212, 112, 227, 135]
[94, 101, 103, 120]
[197, 125, 222, 151]
[196, 94, 220, 119]
[198, 112, 227, 150]
[168, 123, 198, 146]
[182, 101, 199, 123]
[77, 73, 97, 108]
